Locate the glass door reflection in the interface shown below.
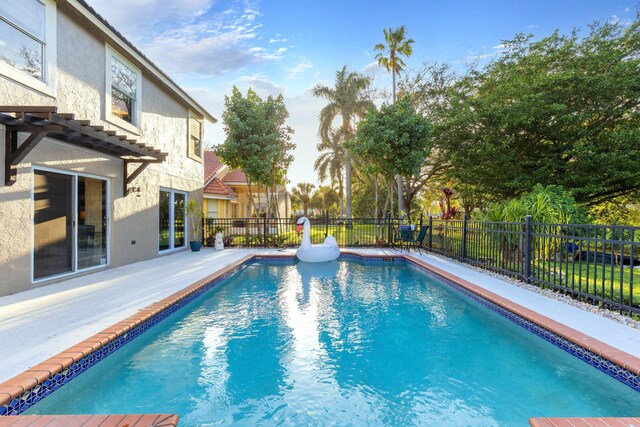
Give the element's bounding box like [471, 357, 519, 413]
[33, 171, 73, 280]
[77, 176, 107, 269]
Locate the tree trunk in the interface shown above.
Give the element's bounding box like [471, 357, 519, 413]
[392, 68, 397, 103]
[403, 177, 412, 217]
[389, 179, 395, 220]
[374, 174, 379, 237]
[392, 68, 404, 217]
[247, 177, 257, 216]
[339, 176, 344, 220]
[396, 175, 404, 217]
[374, 174, 379, 221]
[345, 149, 352, 227]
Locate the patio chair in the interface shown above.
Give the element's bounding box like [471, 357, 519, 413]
[398, 225, 429, 254]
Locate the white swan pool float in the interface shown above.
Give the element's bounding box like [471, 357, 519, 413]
[295, 217, 340, 263]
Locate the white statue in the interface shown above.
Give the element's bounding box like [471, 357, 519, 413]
[214, 232, 224, 250]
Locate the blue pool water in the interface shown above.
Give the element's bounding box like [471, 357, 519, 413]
[28, 260, 640, 425]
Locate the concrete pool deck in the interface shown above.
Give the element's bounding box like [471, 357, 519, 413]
[1, 247, 640, 384]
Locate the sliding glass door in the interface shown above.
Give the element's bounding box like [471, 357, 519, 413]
[77, 176, 107, 269]
[159, 189, 187, 252]
[33, 169, 109, 281]
[34, 171, 73, 280]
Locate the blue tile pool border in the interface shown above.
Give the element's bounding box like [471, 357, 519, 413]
[1, 252, 638, 416]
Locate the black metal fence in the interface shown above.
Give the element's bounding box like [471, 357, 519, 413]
[429, 216, 640, 315]
[203, 213, 402, 248]
[203, 213, 640, 315]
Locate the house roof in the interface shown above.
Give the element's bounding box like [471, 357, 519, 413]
[204, 151, 225, 184]
[222, 168, 248, 184]
[204, 178, 238, 198]
[67, 0, 215, 123]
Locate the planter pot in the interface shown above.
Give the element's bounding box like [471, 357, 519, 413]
[189, 241, 202, 252]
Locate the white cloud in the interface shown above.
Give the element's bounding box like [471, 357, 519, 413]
[362, 61, 389, 79]
[87, 0, 286, 77]
[464, 53, 494, 62]
[492, 44, 506, 50]
[269, 38, 288, 43]
[87, 0, 213, 39]
[525, 24, 539, 29]
[288, 60, 312, 78]
[234, 75, 285, 97]
[609, 15, 633, 26]
[625, 7, 631, 13]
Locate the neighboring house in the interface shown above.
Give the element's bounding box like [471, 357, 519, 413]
[203, 151, 289, 223]
[0, 0, 215, 296]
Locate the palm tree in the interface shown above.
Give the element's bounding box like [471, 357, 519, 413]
[374, 26, 415, 216]
[313, 66, 374, 222]
[314, 130, 345, 219]
[291, 182, 315, 216]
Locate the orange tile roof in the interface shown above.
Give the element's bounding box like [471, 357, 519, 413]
[221, 168, 248, 183]
[204, 151, 225, 183]
[204, 177, 238, 198]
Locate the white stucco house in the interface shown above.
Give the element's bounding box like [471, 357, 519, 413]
[0, 0, 215, 296]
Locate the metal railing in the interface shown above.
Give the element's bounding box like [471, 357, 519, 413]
[203, 213, 402, 248]
[430, 215, 640, 315]
[203, 213, 640, 315]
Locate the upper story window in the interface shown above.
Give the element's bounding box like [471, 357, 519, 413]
[0, 0, 56, 95]
[189, 113, 203, 161]
[105, 45, 141, 130]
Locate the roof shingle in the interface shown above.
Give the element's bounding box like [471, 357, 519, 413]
[221, 168, 248, 183]
[204, 178, 238, 198]
[204, 151, 225, 183]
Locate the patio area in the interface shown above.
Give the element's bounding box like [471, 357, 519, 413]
[2, 248, 640, 384]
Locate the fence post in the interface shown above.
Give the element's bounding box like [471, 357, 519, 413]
[428, 215, 433, 251]
[387, 212, 392, 246]
[325, 210, 329, 237]
[202, 217, 205, 245]
[524, 215, 532, 282]
[419, 213, 423, 229]
[262, 212, 267, 247]
[462, 214, 468, 260]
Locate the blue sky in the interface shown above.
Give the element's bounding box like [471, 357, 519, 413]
[87, 0, 636, 188]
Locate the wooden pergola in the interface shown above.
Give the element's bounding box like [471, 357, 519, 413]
[1, 106, 167, 194]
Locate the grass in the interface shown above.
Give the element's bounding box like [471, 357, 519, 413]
[432, 231, 640, 309]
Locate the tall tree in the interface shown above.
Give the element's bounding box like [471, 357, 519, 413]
[291, 183, 316, 217]
[437, 18, 640, 205]
[217, 86, 294, 215]
[314, 130, 345, 218]
[310, 186, 340, 213]
[313, 66, 374, 222]
[351, 96, 433, 213]
[374, 25, 415, 216]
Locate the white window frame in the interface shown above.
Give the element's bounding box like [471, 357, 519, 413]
[188, 111, 204, 162]
[105, 44, 141, 133]
[0, 0, 57, 96]
[30, 166, 111, 284]
[159, 188, 188, 253]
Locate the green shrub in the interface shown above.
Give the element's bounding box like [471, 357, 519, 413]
[484, 185, 588, 224]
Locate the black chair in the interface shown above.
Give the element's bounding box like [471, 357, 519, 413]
[399, 225, 428, 254]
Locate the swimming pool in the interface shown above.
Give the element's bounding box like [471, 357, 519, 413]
[24, 259, 640, 425]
